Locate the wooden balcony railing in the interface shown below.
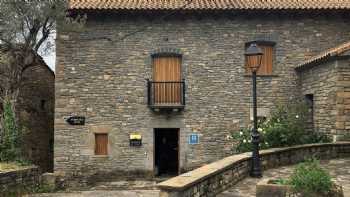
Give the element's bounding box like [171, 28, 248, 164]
[147, 80, 185, 109]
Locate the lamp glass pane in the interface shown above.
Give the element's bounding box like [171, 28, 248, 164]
[246, 54, 263, 72]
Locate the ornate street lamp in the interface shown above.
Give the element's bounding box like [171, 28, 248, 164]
[245, 43, 263, 178]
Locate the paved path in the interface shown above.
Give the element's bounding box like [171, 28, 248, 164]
[218, 158, 350, 197]
[29, 190, 160, 197]
[30, 158, 350, 197]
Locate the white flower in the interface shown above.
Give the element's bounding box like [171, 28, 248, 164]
[226, 135, 232, 140]
[257, 128, 263, 132]
[243, 139, 247, 143]
[265, 142, 268, 145]
[296, 115, 299, 119]
[248, 140, 251, 143]
[239, 131, 243, 136]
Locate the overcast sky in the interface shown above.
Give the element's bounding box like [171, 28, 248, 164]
[39, 33, 56, 72]
[42, 53, 55, 71]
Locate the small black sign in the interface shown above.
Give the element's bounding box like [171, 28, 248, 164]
[66, 116, 85, 125]
[130, 139, 142, 147]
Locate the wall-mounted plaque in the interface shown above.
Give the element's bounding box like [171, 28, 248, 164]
[130, 133, 142, 146]
[189, 133, 199, 144]
[66, 116, 85, 125]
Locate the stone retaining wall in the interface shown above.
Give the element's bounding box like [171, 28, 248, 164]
[157, 142, 350, 197]
[0, 166, 40, 195]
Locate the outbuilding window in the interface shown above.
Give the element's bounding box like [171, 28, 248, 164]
[95, 133, 108, 155]
[245, 42, 275, 75]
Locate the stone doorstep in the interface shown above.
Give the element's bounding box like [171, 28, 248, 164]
[90, 180, 159, 191]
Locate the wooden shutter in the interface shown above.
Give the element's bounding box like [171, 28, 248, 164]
[153, 56, 181, 104]
[259, 45, 273, 75]
[95, 133, 108, 155]
[245, 44, 273, 75]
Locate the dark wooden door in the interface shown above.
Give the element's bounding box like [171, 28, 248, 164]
[154, 128, 179, 176]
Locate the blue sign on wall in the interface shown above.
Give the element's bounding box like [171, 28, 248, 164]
[189, 134, 199, 144]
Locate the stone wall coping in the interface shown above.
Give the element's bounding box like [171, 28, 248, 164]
[157, 153, 251, 190]
[157, 142, 350, 191]
[0, 165, 38, 177]
[259, 142, 350, 155]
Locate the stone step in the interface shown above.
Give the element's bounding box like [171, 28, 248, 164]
[90, 180, 159, 190]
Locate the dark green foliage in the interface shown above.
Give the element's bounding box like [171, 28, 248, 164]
[0, 99, 23, 162]
[304, 132, 333, 144]
[270, 178, 289, 185]
[231, 101, 331, 153]
[289, 159, 332, 196]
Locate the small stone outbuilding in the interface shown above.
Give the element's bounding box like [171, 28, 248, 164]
[0, 51, 55, 172]
[297, 42, 350, 141]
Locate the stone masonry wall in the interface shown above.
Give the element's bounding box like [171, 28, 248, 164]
[55, 12, 350, 180]
[334, 58, 350, 140]
[298, 57, 350, 140]
[0, 166, 40, 196]
[18, 64, 55, 172]
[298, 61, 338, 136]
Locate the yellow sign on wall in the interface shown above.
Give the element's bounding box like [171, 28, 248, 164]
[130, 133, 142, 146]
[130, 134, 142, 140]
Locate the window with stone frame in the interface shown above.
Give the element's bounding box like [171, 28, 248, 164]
[245, 41, 275, 75]
[95, 133, 108, 155]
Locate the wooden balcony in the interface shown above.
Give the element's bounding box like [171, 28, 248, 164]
[147, 80, 185, 110]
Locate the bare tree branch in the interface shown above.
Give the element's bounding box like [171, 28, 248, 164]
[35, 18, 50, 52]
[0, 0, 85, 110]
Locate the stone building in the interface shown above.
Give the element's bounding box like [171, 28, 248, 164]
[297, 42, 350, 142]
[55, 0, 350, 180]
[0, 51, 55, 172]
[18, 56, 55, 172]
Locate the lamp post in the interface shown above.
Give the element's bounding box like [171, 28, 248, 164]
[245, 43, 263, 178]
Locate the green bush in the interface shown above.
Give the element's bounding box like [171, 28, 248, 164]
[289, 159, 332, 196]
[0, 99, 24, 162]
[231, 101, 331, 153]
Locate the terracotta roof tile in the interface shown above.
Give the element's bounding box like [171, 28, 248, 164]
[69, 0, 350, 10]
[296, 41, 350, 70]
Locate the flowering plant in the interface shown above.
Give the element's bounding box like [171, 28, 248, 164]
[232, 125, 270, 153]
[231, 101, 331, 153]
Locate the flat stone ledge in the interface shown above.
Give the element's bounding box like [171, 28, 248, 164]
[157, 153, 250, 191]
[0, 165, 38, 178]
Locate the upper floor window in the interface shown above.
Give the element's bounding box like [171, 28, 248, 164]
[152, 55, 181, 82]
[245, 42, 275, 75]
[147, 51, 186, 109]
[152, 55, 182, 105]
